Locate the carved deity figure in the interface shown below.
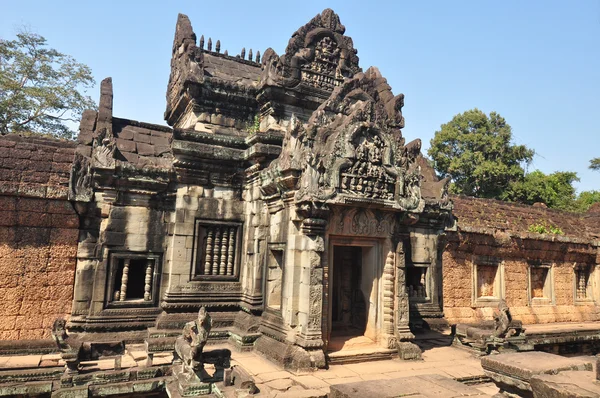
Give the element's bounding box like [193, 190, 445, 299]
[175, 307, 213, 371]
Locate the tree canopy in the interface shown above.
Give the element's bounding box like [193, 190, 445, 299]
[428, 109, 534, 199]
[0, 30, 96, 139]
[502, 170, 579, 210]
[590, 158, 600, 171]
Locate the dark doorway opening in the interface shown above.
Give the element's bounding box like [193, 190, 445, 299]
[331, 246, 367, 338]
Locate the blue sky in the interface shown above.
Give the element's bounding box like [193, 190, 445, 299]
[2, 0, 599, 192]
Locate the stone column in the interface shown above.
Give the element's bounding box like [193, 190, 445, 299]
[395, 240, 421, 359]
[119, 258, 130, 301]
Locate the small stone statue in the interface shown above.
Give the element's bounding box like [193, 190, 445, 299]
[52, 318, 83, 373]
[175, 307, 213, 372]
[492, 300, 513, 338]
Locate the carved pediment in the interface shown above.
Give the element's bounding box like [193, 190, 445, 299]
[260, 67, 426, 214]
[259, 9, 360, 92]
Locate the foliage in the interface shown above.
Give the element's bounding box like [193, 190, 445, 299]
[428, 109, 534, 199]
[0, 30, 96, 139]
[590, 158, 600, 171]
[247, 114, 261, 135]
[527, 221, 564, 235]
[502, 170, 579, 210]
[571, 190, 600, 212]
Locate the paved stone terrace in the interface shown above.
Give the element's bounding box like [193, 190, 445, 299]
[0, 342, 498, 397]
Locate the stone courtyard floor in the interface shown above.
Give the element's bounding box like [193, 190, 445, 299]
[0, 342, 499, 397]
[231, 344, 500, 397]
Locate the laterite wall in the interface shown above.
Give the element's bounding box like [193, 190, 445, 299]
[0, 135, 79, 340]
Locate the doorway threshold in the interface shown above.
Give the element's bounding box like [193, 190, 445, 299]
[326, 335, 397, 365]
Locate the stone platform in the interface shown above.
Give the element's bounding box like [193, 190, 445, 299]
[0, 342, 498, 397]
[329, 374, 488, 398]
[481, 351, 594, 397]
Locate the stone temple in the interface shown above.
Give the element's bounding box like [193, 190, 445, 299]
[1, 8, 600, 398]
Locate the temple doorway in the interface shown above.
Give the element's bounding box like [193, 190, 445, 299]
[327, 240, 381, 352]
[331, 246, 366, 337]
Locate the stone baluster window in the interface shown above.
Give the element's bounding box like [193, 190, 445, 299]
[574, 264, 593, 302]
[107, 253, 161, 307]
[193, 220, 240, 280]
[406, 265, 429, 300]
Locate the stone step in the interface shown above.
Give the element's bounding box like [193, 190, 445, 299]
[326, 348, 397, 365]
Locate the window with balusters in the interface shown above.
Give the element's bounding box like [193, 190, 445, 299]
[107, 253, 161, 307]
[192, 220, 241, 280]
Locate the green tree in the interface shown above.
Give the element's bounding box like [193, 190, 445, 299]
[572, 190, 600, 212]
[0, 30, 96, 139]
[590, 158, 600, 171]
[428, 109, 534, 198]
[502, 170, 579, 210]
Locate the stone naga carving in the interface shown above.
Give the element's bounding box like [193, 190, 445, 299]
[175, 307, 213, 372]
[52, 318, 84, 373]
[493, 299, 523, 339]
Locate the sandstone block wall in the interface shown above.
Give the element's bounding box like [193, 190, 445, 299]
[0, 135, 78, 340]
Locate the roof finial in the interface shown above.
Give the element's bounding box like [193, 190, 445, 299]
[207, 37, 212, 51]
[241, 47, 245, 59]
[256, 51, 260, 63]
[248, 49, 253, 61]
[216, 40, 221, 53]
[199, 35, 204, 50]
[224, 49, 228, 56]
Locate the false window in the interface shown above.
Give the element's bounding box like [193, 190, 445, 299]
[472, 256, 504, 306]
[528, 261, 553, 305]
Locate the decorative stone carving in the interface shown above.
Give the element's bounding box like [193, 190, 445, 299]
[91, 127, 116, 169]
[453, 300, 529, 355]
[259, 9, 360, 91]
[329, 207, 396, 237]
[260, 67, 427, 223]
[52, 318, 83, 373]
[173, 307, 232, 386]
[383, 250, 396, 349]
[175, 307, 212, 372]
[395, 241, 421, 360]
[68, 152, 93, 201]
[493, 299, 523, 339]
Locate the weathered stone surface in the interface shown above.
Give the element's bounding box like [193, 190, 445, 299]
[530, 370, 600, 398]
[329, 374, 486, 398]
[482, 352, 593, 397]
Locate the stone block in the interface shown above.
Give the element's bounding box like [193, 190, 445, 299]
[136, 142, 155, 156]
[482, 351, 593, 397]
[116, 127, 134, 140]
[329, 374, 483, 398]
[115, 138, 136, 153]
[150, 135, 170, 146]
[120, 151, 139, 163]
